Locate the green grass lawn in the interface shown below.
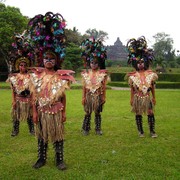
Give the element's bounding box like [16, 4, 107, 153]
[0, 89, 180, 179]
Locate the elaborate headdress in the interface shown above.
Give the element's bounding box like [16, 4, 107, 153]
[9, 30, 35, 73]
[27, 11, 66, 69]
[126, 36, 155, 70]
[80, 38, 107, 69]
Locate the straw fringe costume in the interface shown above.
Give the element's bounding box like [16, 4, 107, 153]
[30, 68, 74, 143]
[126, 36, 158, 138]
[80, 38, 107, 135]
[82, 69, 107, 115]
[6, 32, 35, 136]
[128, 70, 158, 115]
[29, 68, 74, 170]
[7, 73, 34, 136]
[7, 73, 31, 120]
[28, 11, 73, 170]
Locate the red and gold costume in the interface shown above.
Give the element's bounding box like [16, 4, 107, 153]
[80, 38, 107, 135]
[7, 72, 34, 136]
[28, 12, 72, 170]
[82, 69, 107, 114]
[126, 36, 158, 138]
[30, 68, 74, 143]
[128, 70, 158, 115]
[7, 73, 32, 121]
[7, 31, 35, 137]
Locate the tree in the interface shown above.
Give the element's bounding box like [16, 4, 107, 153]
[175, 51, 180, 67]
[65, 28, 83, 46]
[0, 3, 28, 72]
[152, 32, 176, 68]
[85, 28, 108, 42]
[62, 42, 83, 72]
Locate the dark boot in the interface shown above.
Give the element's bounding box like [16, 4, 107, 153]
[136, 115, 144, 137]
[11, 120, 19, 137]
[148, 115, 158, 138]
[95, 114, 103, 135]
[27, 117, 35, 135]
[54, 140, 67, 170]
[33, 139, 47, 169]
[82, 115, 91, 135]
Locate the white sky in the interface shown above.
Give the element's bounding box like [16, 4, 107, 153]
[4, 0, 180, 50]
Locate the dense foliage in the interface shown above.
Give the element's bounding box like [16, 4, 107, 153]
[153, 32, 178, 68]
[0, 3, 28, 72]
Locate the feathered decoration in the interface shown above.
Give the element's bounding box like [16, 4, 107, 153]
[9, 30, 35, 72]
[126, 36, 155, 70]
[80, 37, 107, 69]
[27, 12, 66, 68]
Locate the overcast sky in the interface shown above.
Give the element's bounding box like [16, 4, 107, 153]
[3, 0, 180, 50]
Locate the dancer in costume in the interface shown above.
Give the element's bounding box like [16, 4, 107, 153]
[7, 31, 35, 136]
[126, 36, 158, 138]
[80, 38, 108, 135]
[28, 12, 74, 170]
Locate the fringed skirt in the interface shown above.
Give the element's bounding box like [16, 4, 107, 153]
[36, 110, 64, 143]
[12, 97, 32, 121]
[131, 94, 154, 115]
[84, 92, 103, 114]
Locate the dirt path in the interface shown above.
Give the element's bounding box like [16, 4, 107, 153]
[110, 87, 130, 90]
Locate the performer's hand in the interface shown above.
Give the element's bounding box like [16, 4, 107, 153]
[33, 111, 38, 124]
[30, 101, 33, 108]
[82, 98, 86, 105]
[12, 101, 16, 109]
[62, 111, 66, 122]
[152, 98, 156, 105]
[130, 99, 133, 106]
[101, 97, 106, 105]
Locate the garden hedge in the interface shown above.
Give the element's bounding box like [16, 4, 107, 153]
[110, 73, 180, 82]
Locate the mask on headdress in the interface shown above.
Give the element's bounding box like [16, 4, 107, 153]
[9, 30, 34, 72]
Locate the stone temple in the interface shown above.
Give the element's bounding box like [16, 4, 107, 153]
[106, 37, 128, 60]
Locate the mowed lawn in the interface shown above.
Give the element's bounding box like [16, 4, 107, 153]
[0, 89, 179, 179]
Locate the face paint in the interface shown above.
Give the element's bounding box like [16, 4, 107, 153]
[90, 61, 98, 65]
[43, 52, 56, 68]
[90, 60, 99, 70]
[137, 59, 145, 70]
[19, 62, 27, 72]
[43, 57, 56, 65]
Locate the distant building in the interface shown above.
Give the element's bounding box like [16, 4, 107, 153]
[106, 37, 128, 60]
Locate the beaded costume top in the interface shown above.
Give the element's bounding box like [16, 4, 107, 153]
[128, 70, 158, 95]
[30, 68, 74, 108]
[81, 69, 107, 93]
[7, 73, 30, 95]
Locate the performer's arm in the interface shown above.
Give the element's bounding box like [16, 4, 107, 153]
[151, 83, 156, 105]
[82, 86, 86, 105]
[101, 79, 106, 104]
[12, 88, 16, 109]
[61, 92, 66, 122]
[130, 86, 134, 106]
[32, 93, 38, 124]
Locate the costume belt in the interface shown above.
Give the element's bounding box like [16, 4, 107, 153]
[16, 95, 31, 103]
[38, 102, 64, 114]
[134, 92, 150, 98]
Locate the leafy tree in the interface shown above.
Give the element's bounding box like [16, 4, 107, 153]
[62, 42, 83, 72]
[175, 51, 180, 67]
[0, 3, 28, 72]
[152, 32, 176, 68]
[65, 28, 83, 46]
[85, 28, 108, 42]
